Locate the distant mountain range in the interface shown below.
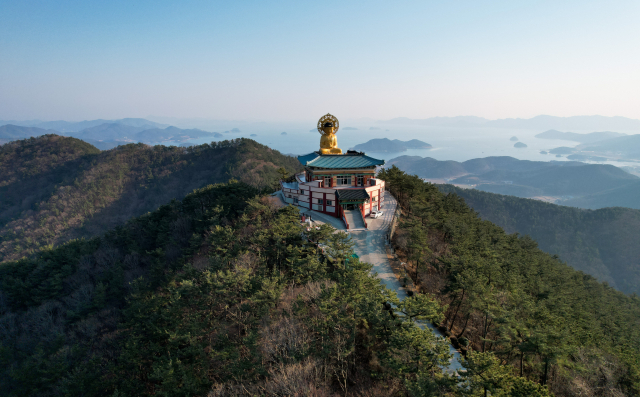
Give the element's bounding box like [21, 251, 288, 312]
[0, 125, 59, 144]
[388, 155, 640, 209]
[0, 119, 223, 149]
[0, 117, 167, 132]
[535, 129, 626, 142]
[378, 115, 640, 132]
[351, 138, 432, 153]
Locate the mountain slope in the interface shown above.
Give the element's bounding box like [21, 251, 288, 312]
[387, 155, 466, 177]
[351, 138, 432, 152]
[73, 122, 146, 141]
[2, 171, 639, 395]
[0, 136, 302, 262]
[388, 155, 576, 179]
[132, 125, 222, 143]
[535, 129, 625, 142]
[575, 134, 640, 159]
[378, 115, 640, 131]
[437, 184, 640, 294]
[563, 182, 640, 209]
[24, 118, 166, 132]
[457, 163, 637, 196]
[388, 155, 640, 208]
[0, 135, 100, 224]
[0, 181, 457, 396]
[0, 124, 58, 143]
[1, 123, 225, 147]
[380, 166, 640, 396]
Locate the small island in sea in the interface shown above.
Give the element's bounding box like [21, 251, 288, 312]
[535, 129, 624, 143]
[549, 146, 574, 155]
[281, 131, 287, 135]
[250, 134, 257, 137]
[514, 142, 527, 148]
[351, 138, 432, 153]
[510, 136, 519, 141]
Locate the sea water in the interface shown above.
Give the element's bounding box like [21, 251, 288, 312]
[162, 120, 638, 168]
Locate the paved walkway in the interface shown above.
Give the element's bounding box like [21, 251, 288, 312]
[271, 190, 463, 373]
[350, 195, 464, 374]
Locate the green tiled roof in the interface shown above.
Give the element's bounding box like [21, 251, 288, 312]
[298, 152, 385, 169]
[336, 188, 370, 201]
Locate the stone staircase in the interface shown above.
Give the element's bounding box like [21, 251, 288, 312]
[344, 209, 366, 229]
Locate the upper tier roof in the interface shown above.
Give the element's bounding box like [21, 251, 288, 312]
[298, 151, 385, 169]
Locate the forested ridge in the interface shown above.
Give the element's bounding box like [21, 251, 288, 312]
[2, 149, 639, 396]
[380, 166, 640, 396]
[437, 185, 640, 294]
[0, 135, 301, 262]
[1, 177, 556, 396]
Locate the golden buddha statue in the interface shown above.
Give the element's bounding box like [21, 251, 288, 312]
[317, 113, 343, 154]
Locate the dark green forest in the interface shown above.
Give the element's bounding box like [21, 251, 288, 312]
[2, 178, 554, 396]
[0, 135, 302, 262]
[438, 185, 640, 294]
[2, 137, 640, 396]
[380, 166, 640, 397]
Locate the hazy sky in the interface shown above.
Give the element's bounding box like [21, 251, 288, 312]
[1, 0, 638, 121]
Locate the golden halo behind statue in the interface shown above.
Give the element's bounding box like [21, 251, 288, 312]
[317, 113, 339, 135]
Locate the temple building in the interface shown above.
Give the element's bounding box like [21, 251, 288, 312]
[280, 113, 386, 229]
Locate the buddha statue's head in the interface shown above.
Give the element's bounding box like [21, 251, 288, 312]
[322, 122, 335, 135]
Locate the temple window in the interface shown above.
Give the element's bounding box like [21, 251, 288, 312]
[317, 198, 323, 204]
[326, 200, 332, 206]
[336, 175, 351, 185]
